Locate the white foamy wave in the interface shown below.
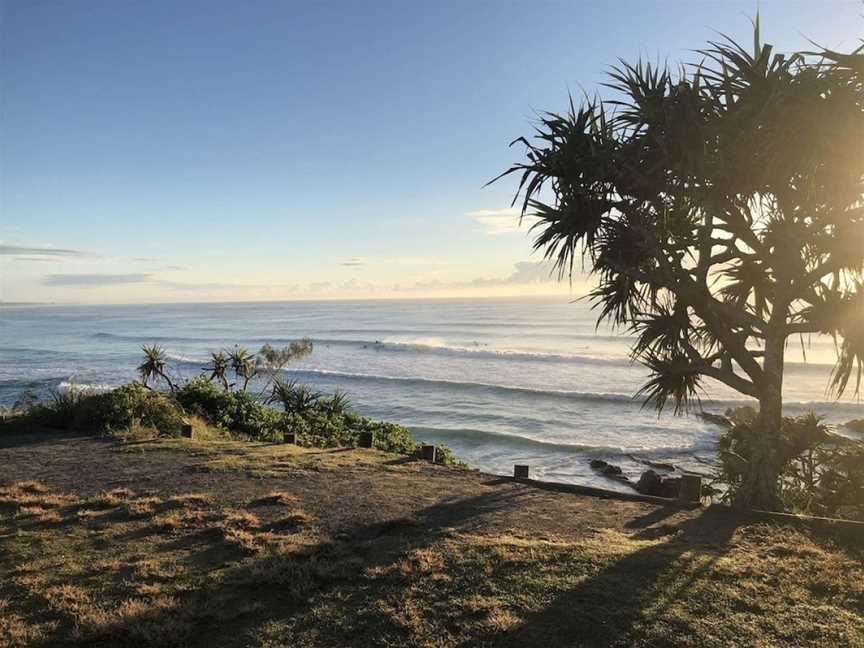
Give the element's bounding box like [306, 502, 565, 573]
[166, 352, 204, 364]
[58, 380, 118, 393]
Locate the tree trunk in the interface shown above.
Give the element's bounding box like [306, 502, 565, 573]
[737, 335, 785, 511]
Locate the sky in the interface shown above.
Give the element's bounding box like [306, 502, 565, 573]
[1, 0, 862, 304]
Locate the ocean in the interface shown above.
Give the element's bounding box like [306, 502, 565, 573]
[2, 297, 862, 490]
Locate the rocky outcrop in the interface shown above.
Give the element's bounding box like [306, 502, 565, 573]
[589, 459, 631, 484]
[635, 469, 682, 498]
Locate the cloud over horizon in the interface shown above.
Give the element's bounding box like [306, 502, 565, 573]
[466, 207, 536, 235]
[43, 273, 152, 286]
[1, 244, 98, 259]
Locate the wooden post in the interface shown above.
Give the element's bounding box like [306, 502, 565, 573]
[514, 464, 529, 480]
[358, 431, 374, 448]
[283, 432, 296, 445]
[181, 423, 193, 439]
[679, 475, 702, 503]
[421, 444, 437, 463]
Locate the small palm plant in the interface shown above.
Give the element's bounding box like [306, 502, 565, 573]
[206, 351, 230, 390]
[266, 379, 321, 414]
[316, 389, 351, 416]
[228, 347, 257, 391]
[138, 345, 175, 391]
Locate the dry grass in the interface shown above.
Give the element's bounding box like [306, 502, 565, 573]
[0, 480, 326, 647]
[116, 436, 397, 478]
[167, 492, 215, 508]
[1, 470, 863, 648]
[85, 487, 136, 510]
[0, 482, 76, 519]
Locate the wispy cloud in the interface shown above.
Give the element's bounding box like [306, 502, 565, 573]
[339, 257, 366, 267]
[44, 273, 152, 286]
[410, 261, 561, 291]
[156, 279, 300, 293]
[1, 244, 98, 258]
[466, 207, 535, 235]
[147, 264, 187, 272]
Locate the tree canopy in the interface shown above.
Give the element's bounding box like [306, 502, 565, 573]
[497, 23, 863, 414]
[495, 22, 864, 508]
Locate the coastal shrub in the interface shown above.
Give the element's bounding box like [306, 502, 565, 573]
[30, 383, 184, 436]
[361, 419, 418, 456]
[31, 387, 86, 429]
[299, 409, 349, 446]
[176, 377, 284, 440]
[19, 372, 463, 467]
[113, 383, 185, 436]
[226, 391, 285, 440]
[266, 380, 321, 415]
[176, 377, 236, 428]
[719, 411, 864, 521]
[315, 390, 351, 416]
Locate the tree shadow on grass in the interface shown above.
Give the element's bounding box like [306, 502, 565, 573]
[0, 425, 96, 450]
[0, 483, 716, 647]
[453, 505, 744, 648]
[624, 505, 681, 529]
[458, 505, 864, 648]
[7, 480, 857, 648]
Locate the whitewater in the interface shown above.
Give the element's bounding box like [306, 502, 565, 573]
[2, 297, 862, 490]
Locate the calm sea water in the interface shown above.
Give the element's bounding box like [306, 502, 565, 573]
[1, 297, 861, 490]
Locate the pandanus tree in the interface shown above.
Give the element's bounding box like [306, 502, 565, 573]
[227, 347, 256, 392]
[494, 23, 864, 509]
[206, 351, 230, 390]
[138, 345, 175, 391]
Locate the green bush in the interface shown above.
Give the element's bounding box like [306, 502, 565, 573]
[31, 383, 184, 437]
[175, 377, 236, 429]
[24, 376, 464, 467]
[176, 377, 284, 440]
[719, 411, 864, 521]
[227, 391, 284, 440]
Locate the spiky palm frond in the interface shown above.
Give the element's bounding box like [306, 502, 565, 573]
[206, 351, 229, 390]
[718, 257, 771, 317]
[266, 379, 321, 414]
[636, 351, 704, 415]
[138, 345, 174, 390]
[227, 347, 256, 391]
[827, 283, 864, 397]
[630, 303, 691, 358]
[316, 389, 352, 416]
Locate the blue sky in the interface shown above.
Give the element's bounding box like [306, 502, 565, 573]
[1, 0, 862, 303]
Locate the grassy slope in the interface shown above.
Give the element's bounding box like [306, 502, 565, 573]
[0, 429, 862, 648]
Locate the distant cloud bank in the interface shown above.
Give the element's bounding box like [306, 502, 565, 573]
[0, 244, 97, 259]
[44, 273, 151, 286]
